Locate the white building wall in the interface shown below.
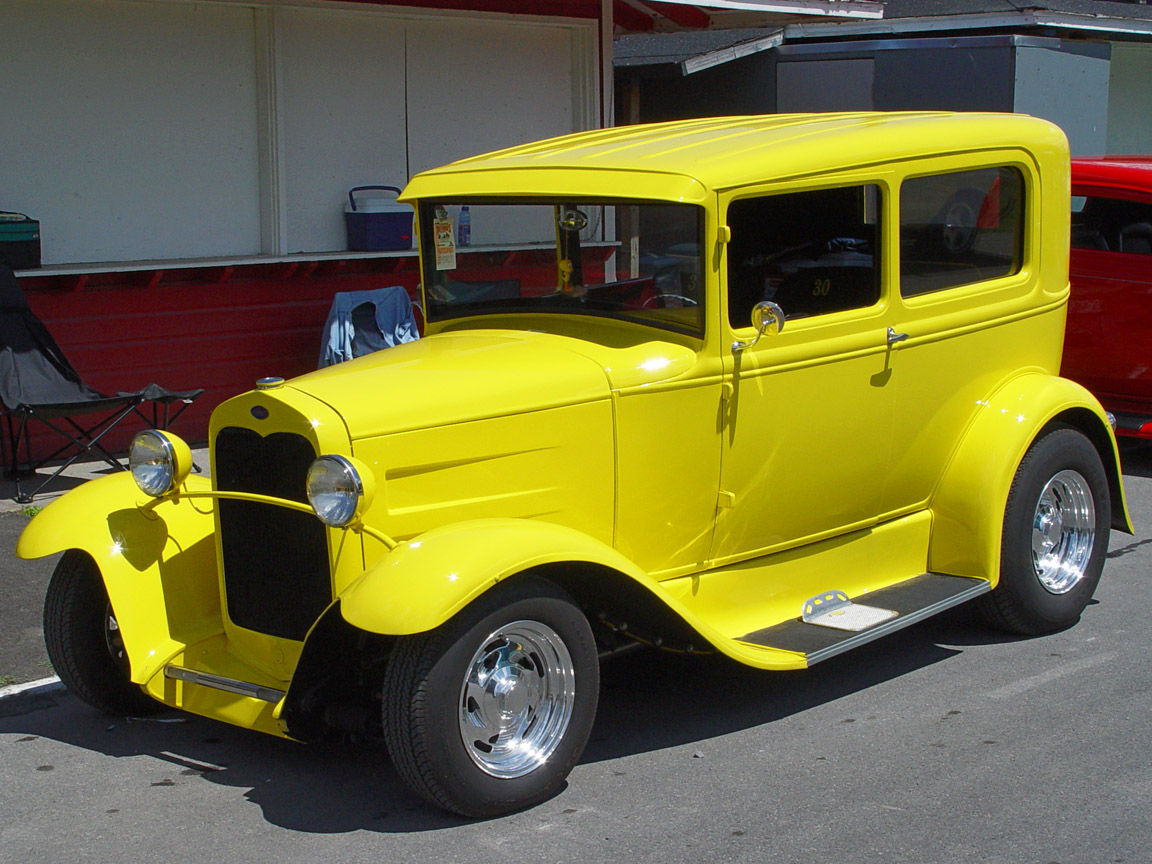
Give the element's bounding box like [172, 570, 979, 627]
[0, 0, 262, 264]
[0, 0, 597, 267]
[1014, 45, 1110, 157]
[1107, 43, 1152, 155]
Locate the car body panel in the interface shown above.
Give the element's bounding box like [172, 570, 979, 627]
[18, 472, 222, 685]
[1064, 156, 1152, 433]
[930, 370, 1131, 582]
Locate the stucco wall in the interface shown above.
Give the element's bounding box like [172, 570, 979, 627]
[1107, 42, 1152, 155]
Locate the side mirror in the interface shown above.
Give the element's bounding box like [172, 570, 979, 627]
[732, 301, 784, 353]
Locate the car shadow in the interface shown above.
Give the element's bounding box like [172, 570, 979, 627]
[0, 612, 1025, 834]
[1119, 438, 1152, 478]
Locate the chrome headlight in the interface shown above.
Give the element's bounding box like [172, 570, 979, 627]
[129, 430, 192, 497]
[306, 455, 375, 527]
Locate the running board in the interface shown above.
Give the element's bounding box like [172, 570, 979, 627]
[165, 665, 286, 704]
[738, 573, 991, 667]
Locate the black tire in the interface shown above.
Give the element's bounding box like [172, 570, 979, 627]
[382, 576, 599, 818]
[43, 550, 160, 715]
[975, 427, 1111, 635]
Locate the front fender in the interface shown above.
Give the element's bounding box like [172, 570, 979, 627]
[18, 472, 222, 683]
[929, 372, 1130, 583]
[339, 518, 651, 636]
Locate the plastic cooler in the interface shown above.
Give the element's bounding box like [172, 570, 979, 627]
[345, 186, 414, 251]
[0, 212, 40, 269]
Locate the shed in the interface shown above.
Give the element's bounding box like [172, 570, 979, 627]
[616, 0, 1152, 156]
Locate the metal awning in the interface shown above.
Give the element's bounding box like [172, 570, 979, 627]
[646, 0, 880, 13]
[614, 0, 883, 32]
[615, 26, 784, 74]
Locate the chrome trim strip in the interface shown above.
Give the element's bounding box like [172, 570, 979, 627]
[165, 665, 286, 704]
[804, 579, 992, 667]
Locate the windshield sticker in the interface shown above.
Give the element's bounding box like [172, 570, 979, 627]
[434, 208, 456, 271]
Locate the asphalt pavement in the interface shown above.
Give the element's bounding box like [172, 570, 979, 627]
[2, 444, 1152, 863]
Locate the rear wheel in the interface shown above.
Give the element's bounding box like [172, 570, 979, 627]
[976, 427, 1110, 635]
[382, 576, 599, 818]
[43, 550, 159, 715]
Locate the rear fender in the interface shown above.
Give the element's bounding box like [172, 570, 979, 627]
[929, 372, 1130, 583]
[18, 472, 222, 683]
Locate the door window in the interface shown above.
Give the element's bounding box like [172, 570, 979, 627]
[727, 185, 881, 328]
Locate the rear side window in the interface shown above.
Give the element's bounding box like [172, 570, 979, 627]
[1072, 195, 1152, 254]
[900, 167, 1025, 297]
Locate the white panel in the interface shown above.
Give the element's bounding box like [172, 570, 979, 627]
[277, 9, 409, 253]
[406, 19, 576, 176]
[1107, 43, 1152, 155]
[1014, 46, 1109, 157]
[0, 0, 260, 265]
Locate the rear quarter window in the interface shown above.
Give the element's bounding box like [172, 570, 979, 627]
[900, 167, 1025, 297]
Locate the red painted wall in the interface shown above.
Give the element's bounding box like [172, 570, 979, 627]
[15, 258, 422, 459]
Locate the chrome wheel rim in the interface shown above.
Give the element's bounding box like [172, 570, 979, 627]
[458, 620, 576, 779]
[104, 604, 131, 672]
[1032, 469, 1096, 595]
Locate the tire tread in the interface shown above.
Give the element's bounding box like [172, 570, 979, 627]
[43, 550, 159, 716]
[973, 426, 1109, 636]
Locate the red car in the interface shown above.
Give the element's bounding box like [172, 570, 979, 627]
[1064, 156, 1152, 437]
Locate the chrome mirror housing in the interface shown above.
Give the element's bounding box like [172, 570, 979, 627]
[733, 301, 784, 353]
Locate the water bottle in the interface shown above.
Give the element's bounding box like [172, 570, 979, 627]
[457, 205, 471, 247]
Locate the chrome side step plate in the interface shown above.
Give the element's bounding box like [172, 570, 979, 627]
[739, 573, 991, 667]
[802, 590, 898, 632]
[165, 665, 286, 704]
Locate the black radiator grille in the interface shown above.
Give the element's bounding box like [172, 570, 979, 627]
[215, 426, 331, 641]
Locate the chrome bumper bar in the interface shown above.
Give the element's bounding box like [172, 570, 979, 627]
[165, 664, 286, 704]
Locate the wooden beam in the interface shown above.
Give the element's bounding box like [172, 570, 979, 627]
[646, 1, 711, 29]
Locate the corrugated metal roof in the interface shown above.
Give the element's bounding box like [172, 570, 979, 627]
[785, 0, 1152, 39]
[882, 0, 1152, 20]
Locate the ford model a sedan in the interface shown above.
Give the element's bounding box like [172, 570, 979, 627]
[20, 113, 1130, 818]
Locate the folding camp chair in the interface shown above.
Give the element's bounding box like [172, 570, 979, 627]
[0, 265, 203, 502]
[317, 285, 419, 368]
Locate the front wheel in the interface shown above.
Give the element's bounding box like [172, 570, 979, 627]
[975, 427, 1111, 635]
[43, 550, 160, 715]
[382, 576, 599, 818]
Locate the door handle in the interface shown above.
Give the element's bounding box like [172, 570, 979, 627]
[887, 327, 909, 347]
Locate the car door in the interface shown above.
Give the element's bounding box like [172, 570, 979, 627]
[882, 158, 1046, 517]
[710, 180, 896, 565]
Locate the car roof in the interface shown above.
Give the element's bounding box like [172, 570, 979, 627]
[1072, 156, 1152, 188]
[403, 112, 1067, 202]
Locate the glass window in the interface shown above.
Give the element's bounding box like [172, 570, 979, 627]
[1072, 195, 1152, 255]
[900, 167, 1024, 297]
[726, 185, 881, 328]
[420, 200, 705, 337]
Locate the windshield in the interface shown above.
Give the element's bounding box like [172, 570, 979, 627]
[419, 200, 705, 337]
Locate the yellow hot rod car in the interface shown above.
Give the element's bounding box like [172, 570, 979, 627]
[20, 112, 1130, 818]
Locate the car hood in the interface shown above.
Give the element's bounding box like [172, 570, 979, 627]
[289, 330, 615, 440]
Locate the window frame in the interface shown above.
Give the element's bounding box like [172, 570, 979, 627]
[897, 165, 1027, 300]
[721, 179, 887, 333]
